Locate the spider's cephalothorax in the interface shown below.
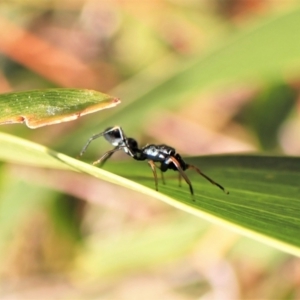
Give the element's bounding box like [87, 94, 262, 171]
[79, 126, 228, 199]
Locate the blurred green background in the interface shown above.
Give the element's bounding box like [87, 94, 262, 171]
[1, 1, 300, 299]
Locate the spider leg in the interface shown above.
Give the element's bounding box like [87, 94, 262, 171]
[178, 173, 182, 187]
[147, 160, 159, 191]
[79, 126, 124, 157]
[188, 165, 229, 194]
[165, 156, 194, 197]
[92, 146, 121, 166]
[154, 163, 165, 185]
[160, 170, 165, 185]
[79, 132, 106, 157]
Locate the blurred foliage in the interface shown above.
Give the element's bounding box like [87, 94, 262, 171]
[0, 1, 300, 299]
[240, 83, 298, 151]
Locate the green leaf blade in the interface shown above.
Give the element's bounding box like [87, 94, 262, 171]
[101, 155, 300, 257]
[0, 131, 300, 257]
[0, 89, 120, 128]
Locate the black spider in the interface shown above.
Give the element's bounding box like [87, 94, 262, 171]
[79, 126, 229, 198]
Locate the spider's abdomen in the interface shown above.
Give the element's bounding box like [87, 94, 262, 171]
[142, 144, 176, 162]
[142, 145, 164, 161]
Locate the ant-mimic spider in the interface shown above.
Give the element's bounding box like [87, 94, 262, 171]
[79, 126, 229, 199]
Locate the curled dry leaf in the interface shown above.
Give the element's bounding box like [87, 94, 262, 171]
[0, 89, 120, 128]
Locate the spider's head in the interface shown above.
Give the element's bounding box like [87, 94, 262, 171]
[103, 126, 125, 146]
